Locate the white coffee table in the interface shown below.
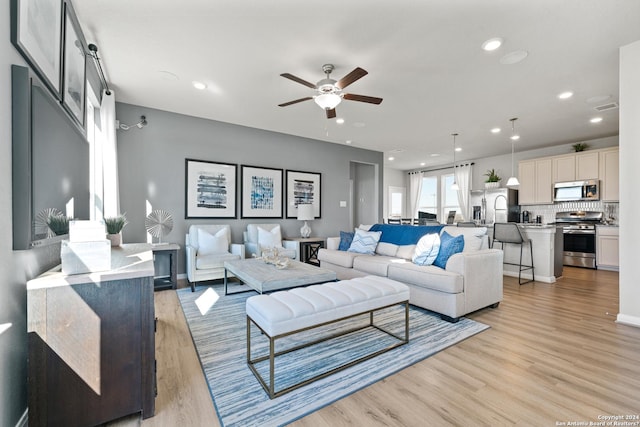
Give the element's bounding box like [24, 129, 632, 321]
[223, 258, 337, 295]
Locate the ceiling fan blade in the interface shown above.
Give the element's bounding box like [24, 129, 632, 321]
[280, 73, 316, 89]
[343, 93, 383, 104]
[278, 97, 313, 107]
[336, 67, 368, 89]
[326, 108, 337, 119]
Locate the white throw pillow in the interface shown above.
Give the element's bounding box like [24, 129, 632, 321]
[347, 228, 382, 255]
[412, 233, 441, 266]
[197, 228, 229, 256]
[257, 225, 282, 249]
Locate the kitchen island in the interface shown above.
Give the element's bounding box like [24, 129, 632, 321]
[488, 224, 563, 283]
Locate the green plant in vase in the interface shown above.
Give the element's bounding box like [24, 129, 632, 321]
[47, 214, 70, 236]
[572, 142, 588, 152]
[484, 169, 501, 188]
[104, 214, 128, 246]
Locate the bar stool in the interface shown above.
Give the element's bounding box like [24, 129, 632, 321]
[491, 223, 534, 285]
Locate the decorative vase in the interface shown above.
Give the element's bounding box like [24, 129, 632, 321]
[107, 232, 122, 247]
[485, 181, 500, 189]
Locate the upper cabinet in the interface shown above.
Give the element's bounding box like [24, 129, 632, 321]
[519, 158, 553, 205]
[552, 151, 599, 182]
[599, 148, 619, 201]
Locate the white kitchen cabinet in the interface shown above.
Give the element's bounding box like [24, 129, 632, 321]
[519, 157, 553, 205]
[576, 151, 599, 180]
[596, 226, 619, 271]
[599, 148, 619, 202]
[552, 151, 599, 182]
[552, 155, 576, 183]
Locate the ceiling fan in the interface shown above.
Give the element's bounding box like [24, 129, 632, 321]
[278, 64, 383, 119]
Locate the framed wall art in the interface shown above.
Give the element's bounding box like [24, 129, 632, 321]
[286, 170, 321, 219]
[11, 0, 63, 99]
[61, 0, 86, 129]
[185, 159, 237, 219]
[241, 165, 283, 218]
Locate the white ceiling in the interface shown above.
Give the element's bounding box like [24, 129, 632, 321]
[74, 0, 640, 171]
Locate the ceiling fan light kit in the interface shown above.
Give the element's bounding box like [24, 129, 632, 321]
[279, 64, 383, 118]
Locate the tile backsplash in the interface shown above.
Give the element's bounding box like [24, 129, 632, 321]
[521, 201, 619, 224]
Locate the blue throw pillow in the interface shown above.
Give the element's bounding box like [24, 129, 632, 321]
[412, 233, 440, 266]
[338, 231, 354, 251]
[347, 229, 382, 255]
[433, 231, 465, 269]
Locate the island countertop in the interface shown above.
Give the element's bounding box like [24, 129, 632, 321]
[27, 243, 155, 290]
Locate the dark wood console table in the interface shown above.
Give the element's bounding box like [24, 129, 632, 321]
[27, 244, 156, 426]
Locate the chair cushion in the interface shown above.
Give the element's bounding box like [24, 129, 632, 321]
[196, 252, 240, 269]
[412, 233, 440, 266]
[433, 231, 465, 269]
[257, 225, 282, 248]
[348, 229, 382, 255]
[197, 228, 229, 256]
[338, 231, 354, 251]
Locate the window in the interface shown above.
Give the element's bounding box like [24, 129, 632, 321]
[388, 186, 405, 217]
[416, 173, 460, 223]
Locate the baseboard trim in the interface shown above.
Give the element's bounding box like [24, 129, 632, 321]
[15, 409, 27, 427]
[503, 271, 556, 283]
[616, 314, 640, 328]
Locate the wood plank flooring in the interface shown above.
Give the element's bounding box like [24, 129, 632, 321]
[108, 267, 640, 426]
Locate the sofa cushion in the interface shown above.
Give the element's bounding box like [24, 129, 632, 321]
[412, 233, 440, 266]
[396, 245, 417, 260]
[353, 255, 401, 277]
[440, 226, 488, 252]
[388, 263, 463, 294]
[433, 232, 465, 269]
[197, 228, 229, 256]
[338, 231, 354, 251]
[376, 242, 399, 257]
[318, 249, 362, 268]
[196, 252, 240, 269]
[348, 229, 382, 255]
[258, 225, 282, 248]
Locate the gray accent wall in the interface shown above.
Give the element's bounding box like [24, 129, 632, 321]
[115, 102, 384, 274]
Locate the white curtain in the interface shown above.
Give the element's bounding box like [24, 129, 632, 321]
[100, 90, 120, 217]
[408, 172, 424, 220]
[455, 163, 473, 221]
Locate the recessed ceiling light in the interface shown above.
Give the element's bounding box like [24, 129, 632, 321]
[345, 140, 352, 144]
[388, 156, 395, 161]
[590, 117, 603, 123]
[500, 50, 529, 65]
[336, 118, 345, 124]
[420, 162, 426, 166]
[192, 81, 207, 90]
[482, 37, 503, 51]
[491, 127, 501, 134]
[510, 134, 520, 141]
[455, 147, 462, 152]
[558, 91, 574, 100]
[430, 153, 440, 157]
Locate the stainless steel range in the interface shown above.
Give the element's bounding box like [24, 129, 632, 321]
[555, 211, 603, 269]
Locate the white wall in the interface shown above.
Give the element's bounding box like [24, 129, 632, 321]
[618, 40, 640, 327]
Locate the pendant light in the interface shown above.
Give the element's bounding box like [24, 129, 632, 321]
[451, 133, 459, 191]
[506, 118, 520, 187]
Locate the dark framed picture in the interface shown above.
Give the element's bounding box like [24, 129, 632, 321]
[241, 165, 283, 218]
[286, 170, 321, 218]
[185, 159, 237, 219]
[61, 1, 86, 129]
[11, 0, 63, 99]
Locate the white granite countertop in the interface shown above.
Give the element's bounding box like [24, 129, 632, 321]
[27, 243, 155, 290]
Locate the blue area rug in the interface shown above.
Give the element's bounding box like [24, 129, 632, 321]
[177, 283, 489, 427]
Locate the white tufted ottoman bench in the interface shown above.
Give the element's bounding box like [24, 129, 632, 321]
[246, 275, 410, 398]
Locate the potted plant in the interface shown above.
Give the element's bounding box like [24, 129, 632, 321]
[572, 142, 588, 152]
[47, 213, 70, 236]
[104, 214, 128, 246]
[484, 169, 501, 188]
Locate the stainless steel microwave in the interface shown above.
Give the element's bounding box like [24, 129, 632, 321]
[553, 179, 599, 202]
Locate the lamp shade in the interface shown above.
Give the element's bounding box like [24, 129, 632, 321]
[506, 176, 520, 187]
[314, 94, 341, 110]
[297, 203, 314, 221]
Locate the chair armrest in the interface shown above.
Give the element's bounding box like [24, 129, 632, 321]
[230, 243, 245, 259]
[185, 244, 198, 282]
[446, 249, 504, 312]
[245, 241, 260, 258]
[326, 237, 340, 250]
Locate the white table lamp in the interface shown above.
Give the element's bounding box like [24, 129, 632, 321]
[297, 204, 314, 238]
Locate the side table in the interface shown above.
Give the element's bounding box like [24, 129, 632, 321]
[285, 237, 325, 266]
[152, 243, 180, 290]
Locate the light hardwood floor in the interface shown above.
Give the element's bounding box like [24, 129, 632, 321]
[109, 267, 640, 426]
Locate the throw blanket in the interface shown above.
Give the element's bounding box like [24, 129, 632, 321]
[369, 224, 444, 245]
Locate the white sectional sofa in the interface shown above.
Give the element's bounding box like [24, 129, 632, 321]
[317, 224, 504, 322]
